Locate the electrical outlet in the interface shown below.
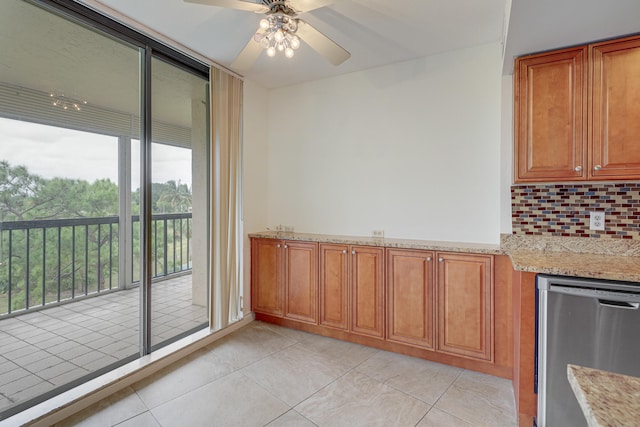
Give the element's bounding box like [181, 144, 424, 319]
[372, 230, 384, 238]
[284, 226, 294, 233]
[589, 212, 605, 231]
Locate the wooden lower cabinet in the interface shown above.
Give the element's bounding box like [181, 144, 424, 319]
[251, 238, 318, 324]
[386, 249, 434, 349]
[252, 238, 511, 380]
[437, 252, 493, 361]
[350, 246, 385, 339]
[319, 244, 349, 330]
[251, 238, 283, 316]
[283, 241, 318, 324]
[318, 244, 385, 339]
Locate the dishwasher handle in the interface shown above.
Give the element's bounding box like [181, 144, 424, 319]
[549, 284, 640, 305]
[598, 300, 640, 310]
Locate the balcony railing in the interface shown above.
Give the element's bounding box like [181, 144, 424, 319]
[0, 213, 192, 316]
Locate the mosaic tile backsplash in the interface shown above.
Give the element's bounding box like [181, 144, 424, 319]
[511, 183, 640, 239]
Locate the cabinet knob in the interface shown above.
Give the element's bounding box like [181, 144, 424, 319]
[594, 165, 602, 171]
[342, 250, 347, 254]
[284, 245, 288, 249]
[438, 258, 444, 263]
[276, 244, 281, 248]
[574, 166, 582, 172]
[426, 257, 432, 261]
[351, 250, 356, 255]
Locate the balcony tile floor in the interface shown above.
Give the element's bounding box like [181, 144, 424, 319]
[0, 274, 206, 416]
[54, 321, 517, 427]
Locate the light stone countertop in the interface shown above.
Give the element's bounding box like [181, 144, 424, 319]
[249, 232, 640, 283]
[508, 250, 640, 283]
[248, 231, 503, 255]
[568, 364, 640, 427]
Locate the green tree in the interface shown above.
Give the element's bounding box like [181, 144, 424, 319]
[0, 160, 45, 221]
[156, 180, 191, 213]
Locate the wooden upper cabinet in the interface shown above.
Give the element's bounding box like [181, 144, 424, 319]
[590, 35, 640, 180]
[283, 241, 318, 324]
[514, 47, 587, 182]
[319, 243, 349, 330]
[350, 246, 385, 339]
[386, 249, 434, 349]
[436, 252, 493, 361]
[251, 238, 283, 316]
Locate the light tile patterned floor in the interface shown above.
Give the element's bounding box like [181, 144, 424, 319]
[0, 274, 207, 416]
[55, 322, 518, 427]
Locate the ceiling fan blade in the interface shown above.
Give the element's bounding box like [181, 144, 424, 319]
[286, 0, 334, 13]
[231, 37, 263, 70]
[184, 0, 268, 13]
[296, 20, 350, 66]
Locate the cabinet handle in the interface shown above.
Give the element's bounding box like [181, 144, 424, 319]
[284, 245, 288, 249]
[351, 250, 356, 255]
[276, 244, 281, 248]
[426, 257, 432, 261]
[342, 250, 347, 254]
[594, 165, 602, 171]
[438, 258, 444, 262]
[574, 166, 582, 172]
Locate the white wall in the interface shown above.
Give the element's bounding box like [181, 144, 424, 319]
[242, 79, 269, 314]
[266, 42, 504, 244]
[500, 75, 514, 235]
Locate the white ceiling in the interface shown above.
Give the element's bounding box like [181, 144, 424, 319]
[84, 0, 640, 89]
[86, 0, 507, 89]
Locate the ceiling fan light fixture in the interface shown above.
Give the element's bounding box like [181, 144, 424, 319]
[274, 28, 285, 43]
[289, 35, 301, 50]
[254, 14, 301, 59]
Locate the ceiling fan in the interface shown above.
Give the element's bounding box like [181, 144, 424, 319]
[184, 0, 351, 70]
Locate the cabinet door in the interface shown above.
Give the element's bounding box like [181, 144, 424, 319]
[350, 246, 384, 339]
[386, 249, 434, 349]
[590, 36, 640, 180]
[283, 241, 318, 324]
[251, 238, 283, 316]
[515, 47, 587, 182]
[319, 244, 349, 330]
[437, 253, 493, 361]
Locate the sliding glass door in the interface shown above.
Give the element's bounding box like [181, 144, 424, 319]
[0, 0, 209, 418]
[149, 57, 209, 348]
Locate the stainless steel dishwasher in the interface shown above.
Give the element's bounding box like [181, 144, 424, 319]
[537, 274, 640, 427]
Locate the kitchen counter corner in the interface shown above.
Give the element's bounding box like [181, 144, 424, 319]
[568, 364, 640, 427]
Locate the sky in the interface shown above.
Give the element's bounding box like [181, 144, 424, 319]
[0, 117, 192, 190]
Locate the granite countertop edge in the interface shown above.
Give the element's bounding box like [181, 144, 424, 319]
[249, 231, 640, 283]
[507, 250, 640, 282]
[567, 364, 640, 427]
[248, 231, 503, 255]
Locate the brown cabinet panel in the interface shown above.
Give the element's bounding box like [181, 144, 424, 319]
[386, 249, 434, 349]
[437, 253, 493, 361]
[283, 241, 318, 324]
[351, 246, 384, 339]
[251, 238, 283, 316]
[590, 36, 640, 180]
[515, 47, 587, 182]
[319, 244, 349, 330]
